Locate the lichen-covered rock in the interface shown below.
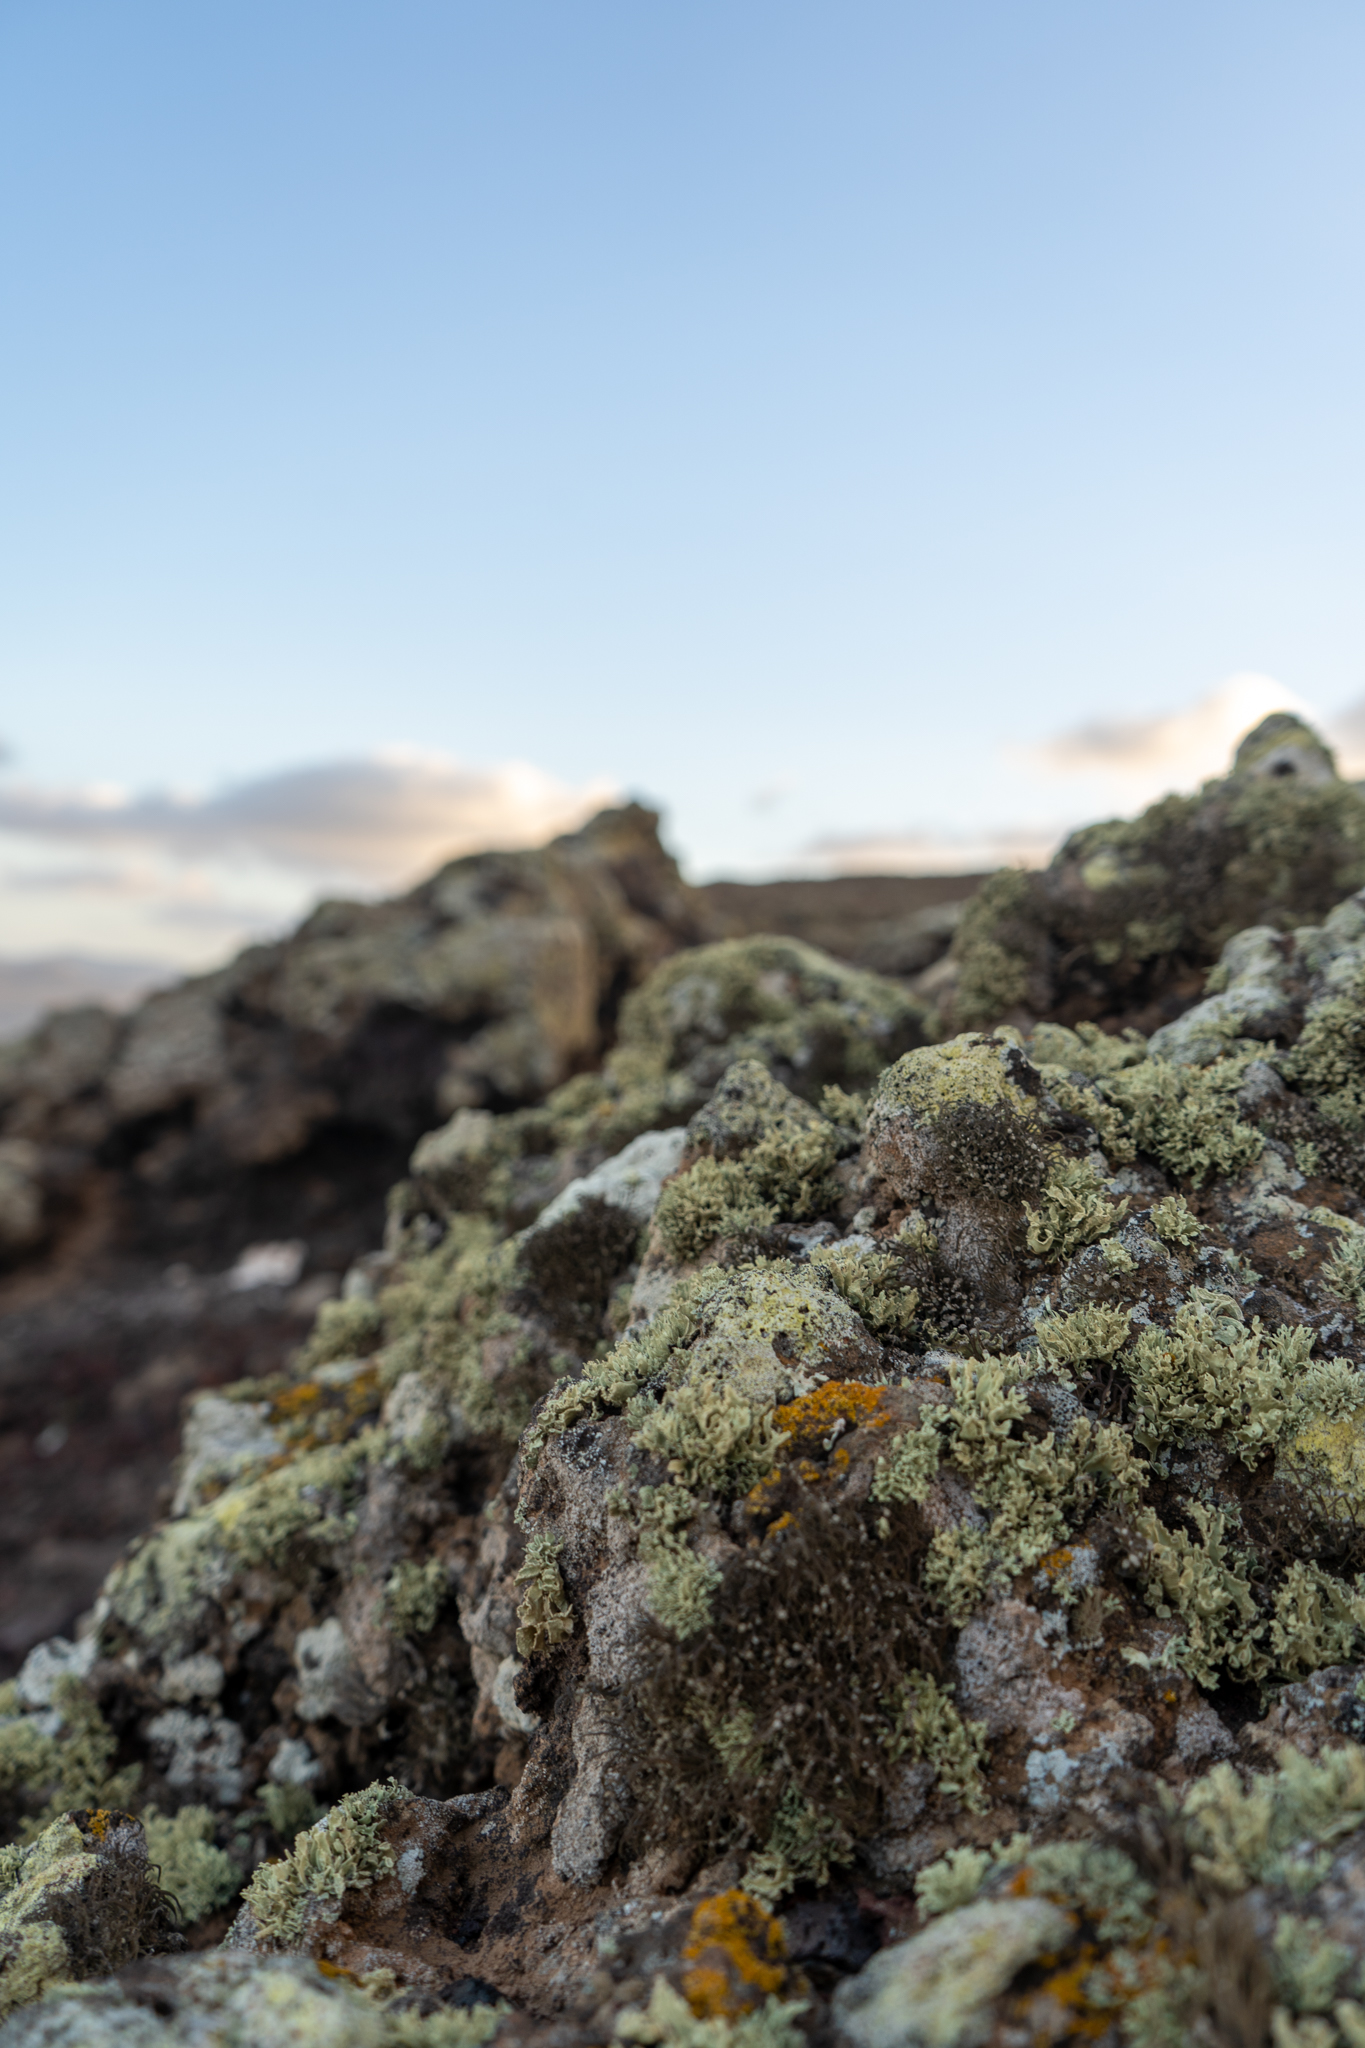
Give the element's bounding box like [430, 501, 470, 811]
[0, 1811, 180, 2019]
[940, 712, 1365, 1036]
[27, 795, 1365, 2037]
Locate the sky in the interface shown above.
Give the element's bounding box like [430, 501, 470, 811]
[4, 2, 1365, 1010]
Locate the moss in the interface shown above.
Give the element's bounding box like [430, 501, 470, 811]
[1025, 1154, 1127, 1259]
[241, 1778, 408, 1947]
[513, 1532, 575, 1658]
[384, 1557, 448, 1638]
[140, 1804, 239, 1925]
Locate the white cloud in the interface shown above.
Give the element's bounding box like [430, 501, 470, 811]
[1018, 673, 1314, 797]
[0, 750, 618, 888]
[0, 750, 620, 987]
[803, 825, 1062, 876]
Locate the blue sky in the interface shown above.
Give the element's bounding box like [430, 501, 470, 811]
[3, 2, 1365, 982]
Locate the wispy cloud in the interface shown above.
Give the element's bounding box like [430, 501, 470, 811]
[803, 825, 1063, 877]
[1018, 673, 1314, 794]
[0, 750, 620, 985]
[0, 750, 618, 889]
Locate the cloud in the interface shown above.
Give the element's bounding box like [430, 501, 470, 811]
[804, 824, 1061, 876]
[1020, 673, 1314, 792]
[0, 750, 619, 889]
[1323, 698, 1365, 780]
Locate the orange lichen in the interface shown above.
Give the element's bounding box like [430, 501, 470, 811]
[772, 1381, 895, 1453]
[1035, 1546, 1075, 1579]
[83, 1808, 112, 1841]
[681, 1889, 788, 2019]
[271, 1383, 323, 1422]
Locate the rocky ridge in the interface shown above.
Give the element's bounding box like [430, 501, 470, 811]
[8, 719, 1365, 2041]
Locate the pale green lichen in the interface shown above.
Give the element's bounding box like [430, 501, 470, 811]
[1318, 1213, 1365, 1313]
[1025, 1155, 1127, 1260]
[873, 1034, 1040, 1123]
[385, 1557, 449, 1638]
[1148, 1193, 1203, 1246]
[882, 1670, 989, 1813]
[742, 1786, 854, 1906]
[522, 1288, 703, 1471]
[615, 1976, 808, 2048]
[1098, 1052, 1264, 1185]
[1023, 1840, 1154, 1944]
[632, 1484, 722, 1641]
[1267, 1561, 1365, 1677]
[1273, 1914, 1354, 2015]
[912, 1843, 994, 1917]
[869, 1415, 942, 1523]
[140, 1805, 239, 1925]
[1135, 1503, 1263, 1688]
[513, 1532, 575, 1658]
[632, 1372, 787, 1497]
[1034, 1302, 1132, 1373]
[807, 1242, 919, 1341]
[918, 1356, 1143, 1619]
[241, 1778, 408, 1947]
[1124, 1289, 1359, 1465]
[0, 1677, 140, 1839]
[653, 1122, 840, 1263]
[1180, 1743, 1365, 1894]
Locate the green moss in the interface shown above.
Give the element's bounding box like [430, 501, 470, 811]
[1025, 1155, 1127, 1259]
[241, 1778, 408, 1947]
[140, 1805, 239, 1925]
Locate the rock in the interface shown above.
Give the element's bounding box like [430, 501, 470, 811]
[942, 713, 1365, 1035]
[829, 1896, 1074, 2048]
[0, 1812, 180, 2020]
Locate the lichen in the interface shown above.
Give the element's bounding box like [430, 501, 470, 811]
[513, 1532, 575, 1658]
[633, 1373, 786, 1498]
[806, 1242, 919, 1340]
[742, 1787, 854, 1905]
[384, 1556, 448, 1638]
[882, 1670, 989, 1813]
[615, 1976, 807, 2048]
[1135, 1502, 1264, 1687]
[240, 1778, 408, 1947]
[632, 1484, 722, 1641]
[1025, 1154, 1127, 1259]
[1034, 1302, 1132, 1372]
[140, 1804, 239, 1925]
[1148, 1193, 1203, 1246]
[1098, 1052, 1264, 1185]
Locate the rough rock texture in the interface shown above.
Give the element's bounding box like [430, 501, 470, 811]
[18, 728, 1365, 2042]
[938, 712, 1365, 1038]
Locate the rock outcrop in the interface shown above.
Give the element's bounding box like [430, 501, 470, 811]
[14, 724, 1365, 2042]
